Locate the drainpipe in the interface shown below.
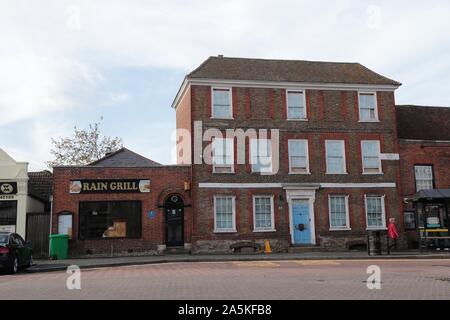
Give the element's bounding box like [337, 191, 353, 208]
[48, 195, 53, 258]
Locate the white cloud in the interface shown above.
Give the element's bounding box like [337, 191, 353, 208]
[1, 0, 450, 168]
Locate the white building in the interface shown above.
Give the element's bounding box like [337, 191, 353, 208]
[0, 148, 29, 237]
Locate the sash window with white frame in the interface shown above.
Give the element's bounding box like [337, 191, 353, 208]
[414, 165, 433, 191]
[365, 195, 386, 229]
[212, 88, 232, 119]
[286, 91, 306, 120]
[214, 196, 236, 232]
[251, 139, 272, 173]
[212, 138, 234, 173]
[288, 139, 309, 174]
[253, 196, 275, 232]
[361, 140, 382, 173]
[358, 92, 378, 121]
[325, 140, 346, 174]
[329, 195, 350, 230]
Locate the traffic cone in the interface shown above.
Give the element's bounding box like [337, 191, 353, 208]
[264, 240, 272, 254]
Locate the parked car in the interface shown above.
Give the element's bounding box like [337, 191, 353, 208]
[0, 232, 33, 274]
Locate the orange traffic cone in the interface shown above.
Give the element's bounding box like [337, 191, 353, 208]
[264, 240, 272, 254]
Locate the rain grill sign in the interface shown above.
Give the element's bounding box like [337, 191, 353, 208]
[70, 179, 151, 194]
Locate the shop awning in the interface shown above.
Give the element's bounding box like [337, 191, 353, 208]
[407, 189, 450, 202]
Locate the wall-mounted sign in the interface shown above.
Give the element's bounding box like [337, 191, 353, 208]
[380, 153, 400, 161]
[0, 182, 17, 195]
[0, 225, 16, 233]
[147, 211, 156, 219]
[70, 179, 150, 194]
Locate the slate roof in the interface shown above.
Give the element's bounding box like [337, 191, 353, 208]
[88, 148, 162, 167]
[28, 170, 53, 203]
[396, 105, 450, 141]
[187, 56, 401, 86]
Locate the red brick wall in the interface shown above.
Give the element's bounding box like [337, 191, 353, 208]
[52, 166, 191, 256]
[176, 86, 192, 165]
[399, 140, 450, 197]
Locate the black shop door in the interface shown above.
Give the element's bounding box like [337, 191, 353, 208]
[165, 195, 184, 247]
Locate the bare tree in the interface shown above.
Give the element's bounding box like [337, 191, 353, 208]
[47, 120, 123, 168]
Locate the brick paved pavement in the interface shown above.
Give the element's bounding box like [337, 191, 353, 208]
[1, 259, 449, 300]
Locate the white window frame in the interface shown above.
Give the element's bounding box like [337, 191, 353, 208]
[212, 138, 234, 174]
[288, 139, 310, 174]
[286, 90, 307, 120]
[253, 195, 276, 232]
[328, 195, 350, 231]
[325, 140, 347, 174]
[250, 138, 273, 173]
[361, 140, 382, 174]
[414, 165, 434, 191]
[358, 91, 379, 122]
[213, 195, 236, 233]
[211, 87, 233, 119]
[364, 195, 387, 230]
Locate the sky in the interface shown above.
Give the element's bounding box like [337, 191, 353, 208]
[0, 0, 449, 171]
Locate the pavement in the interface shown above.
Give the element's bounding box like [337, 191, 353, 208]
[1, 259, 450, 299]
[27, 250, 450, 273]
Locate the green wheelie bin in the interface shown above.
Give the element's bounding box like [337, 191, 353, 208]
[49, 234, 69, 260]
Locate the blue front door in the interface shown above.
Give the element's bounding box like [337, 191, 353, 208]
[292, 199, 312, 244]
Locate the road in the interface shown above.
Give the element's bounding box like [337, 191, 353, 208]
[1, 259, 449, 300]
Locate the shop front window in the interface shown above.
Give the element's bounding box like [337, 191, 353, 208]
[79, 201, 141, 240]
[0, 201, 17, 232]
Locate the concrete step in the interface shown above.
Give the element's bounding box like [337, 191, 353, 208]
[288, 246, 325, 253]
[165, 246, 191, 255]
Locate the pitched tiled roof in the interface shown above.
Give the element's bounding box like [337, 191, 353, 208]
[28, 170, 53, 202]
[88, 148, 162, 167]
[396, 105, 450, 141]
[187, 56, 401, 86]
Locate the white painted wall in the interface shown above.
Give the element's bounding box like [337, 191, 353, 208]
[0, 148, 29, 238]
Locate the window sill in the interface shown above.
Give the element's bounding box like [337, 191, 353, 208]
[358, 120, 380, 123]
[253, 229, 277, 233]
[362, 172, 383, 175]
[287, 118, 308, 121]
[212, 171, 235, 174]
[288, 171, 311, 175]
[214, 229, 237, 234]
[211, 117, 234, 120]
[329, 228, 351, 231]
[366, 227, 387, 231]
[325, 172, 348, 175]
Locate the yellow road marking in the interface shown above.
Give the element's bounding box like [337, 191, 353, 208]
[293, 260, 341, 266]
[233, 261, 280, 268]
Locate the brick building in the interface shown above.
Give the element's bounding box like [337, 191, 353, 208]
[173, 56, 404, 252]
[396, 105, 450, 248]
[51, 148, 192, 256]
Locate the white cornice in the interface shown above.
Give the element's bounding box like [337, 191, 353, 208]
[198, 182, 396, 189]
[171, 78, 400, 110]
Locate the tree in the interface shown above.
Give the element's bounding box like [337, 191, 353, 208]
[47, 120, 123, 168]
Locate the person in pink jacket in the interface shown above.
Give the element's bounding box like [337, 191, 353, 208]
[388, 217, 399, 251]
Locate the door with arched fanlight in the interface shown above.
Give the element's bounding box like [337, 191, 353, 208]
[164, 195, 184, 247]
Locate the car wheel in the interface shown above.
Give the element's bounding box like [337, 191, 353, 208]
[9, 256, 18, 274]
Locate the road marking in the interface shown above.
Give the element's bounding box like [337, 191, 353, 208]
[233, 261, 280, 268]
[293, 260, 341, 266]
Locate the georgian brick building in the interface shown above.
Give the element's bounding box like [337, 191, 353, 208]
[173, 56, 404, 252]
